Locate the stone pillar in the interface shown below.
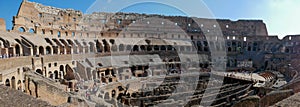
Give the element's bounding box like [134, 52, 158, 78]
[50, 47, 54, 55]
[36, 48, 39, 56]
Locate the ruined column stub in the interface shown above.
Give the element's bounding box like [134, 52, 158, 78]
[0, 18, 6, 31]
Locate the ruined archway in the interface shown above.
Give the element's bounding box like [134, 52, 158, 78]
[96, 40, 103, 53]
[29, 28, 35, 33]
[102, 39, 110, 52]
[54, 70, 59, 79]
[119, 44, 125, 51]
[60, 65, 64, 74]
[46, 46, 51, 55]
[133, 45, 139, 51]
[48, 71, 53, 79]
[36, 69, 43, 75]
[19, 27, 25, 32]
[15, 44, 21, 56]
[5, 79, 10, 87]
[38, 46, 44, 55]
[89, 42, 95, 53]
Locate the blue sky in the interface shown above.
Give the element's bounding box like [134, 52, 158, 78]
[0, 0, 298, 38]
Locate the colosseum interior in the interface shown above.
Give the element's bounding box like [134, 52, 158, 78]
[0, 0, 300, 107]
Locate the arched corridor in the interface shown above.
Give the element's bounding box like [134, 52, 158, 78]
[5, 79, 10, 87]
[46, 46, 51, 55]
[36, 69, 43, 75]
[39, 46, 44, 55]
[54, 70, 59, 79]
[15, 44, 21, 56]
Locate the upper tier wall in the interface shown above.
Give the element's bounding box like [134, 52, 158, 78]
[12, 1, 268, 38]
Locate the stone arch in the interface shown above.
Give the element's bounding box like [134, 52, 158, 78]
[102, 39, 110, 52]
[89, 42, 95, 53]
[96, 40, 103, 53]
[228, 47, 232, 52]
[161, 45, 166, 51]
[11, 76, 16, 89]
[167, 45, 173, 51]
[60, 65, 64, 73]
[19, 27, 26, 32]
[36, 69, 43, 75]
[133, 45, 139, 51]
[48, 71, 53, 79]
[147, 45, 152, 51]
[15, 44, 21, 56]
[140, 45, 146, 51]
[29, 28, 35, 33]
[154, 45, 159, 51]
[126, 45, 131, 51]
[5, 79, 10, 87]
[38, 46, 44, 55]
[45, 46, 52, 55]
[54, 70, 59, 79]
[119, 44, 125, 51]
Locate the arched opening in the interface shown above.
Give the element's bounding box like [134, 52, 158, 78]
[126, 45, 131, 51]
[119, 44, 125, 51]
[102, 39, 110, 52]
[167, 45, 172, 51]
[140, 45, 146, 51]
[60, 65, 64, 73]
[36, 69, 43, 75]
[58, 31, 61, 37]
[11, 76, 16, 89]
[89, 42, 95, 53]
[46, 46, 51, 55]
[39, 46, 44, 55]
[54, 70, 59, 79]
[197, 41, 203, 51]
[48, 71, 53, 79]
[112, 90, 116, 98]
[29, 28, 35, 33]
[133, 45, 139, 51]
[5, 79, 10, 87]
[161, 45, 166, 51]
[19, 27, 25, 32]
[228, 47, 232, 52]
[147, 46, 152, 51]
[15, 44, 21, 56]
[17, 80, 22, 90]
[96, 40, 103, 53]
[154, 45, 159, 51]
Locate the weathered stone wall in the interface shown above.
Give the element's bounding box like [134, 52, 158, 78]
[259, 89, 294, 107]
[233, 96, 260, 107]
[26, 72, 70, 106]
